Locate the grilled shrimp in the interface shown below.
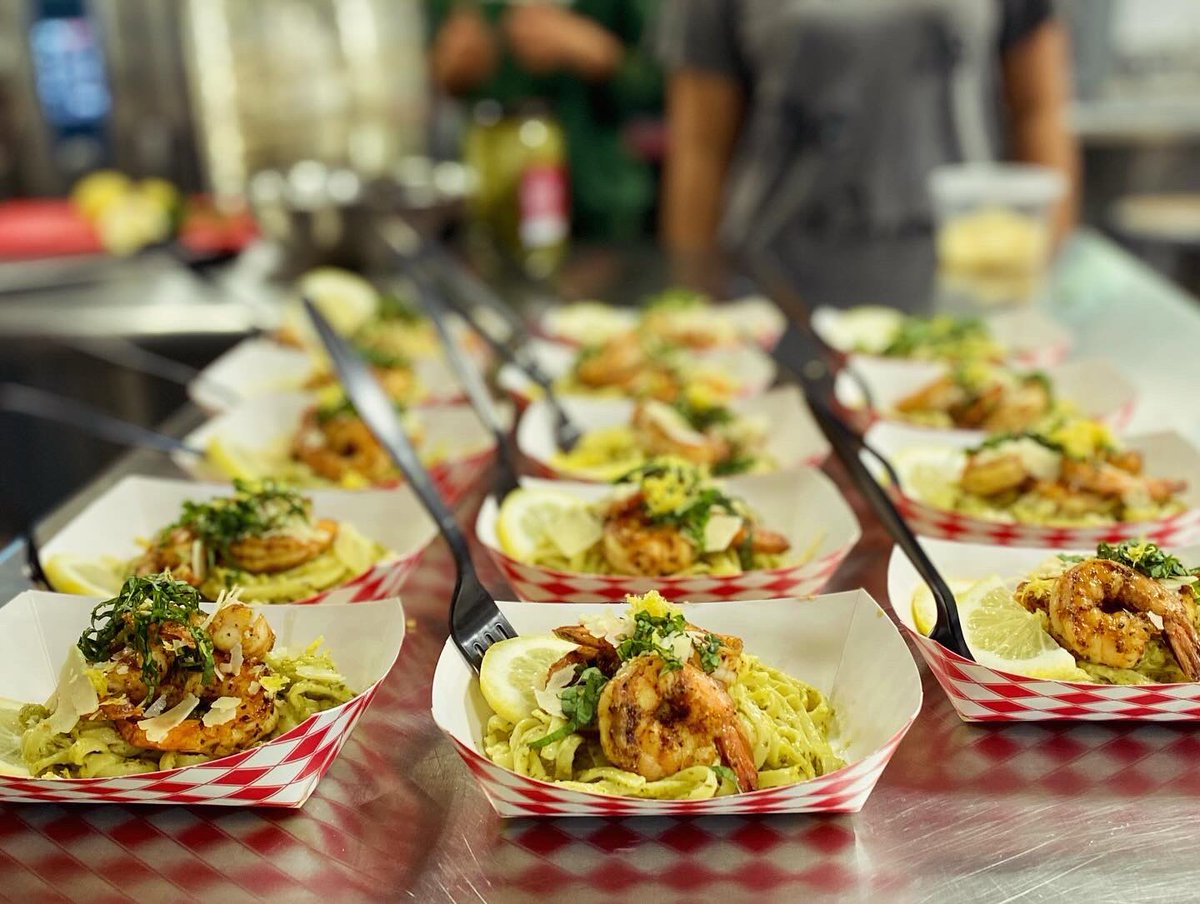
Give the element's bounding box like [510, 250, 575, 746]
[601, 493, 697, 576]
[730, 524, 791, 555]
[1049, 558, 1200, 680]
[597, 654, 758, 791]
[631, 401, 730, 466]
[208, 602, 275, 662]
[1060, 458, 1186, 504]
[130, 527, 204, 586]
[111, 666, 279, 756]
[226, 518, 337, 573]
[573, 337, 680, 401]
[291, 410, 396, 484]
[959, 453, 1031, 497]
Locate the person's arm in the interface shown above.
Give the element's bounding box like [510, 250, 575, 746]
[1000, 19, 1081, 244]
[661, 69, 744, 253]
[431, 7, 499, 95]
[503, 6, 625, 82]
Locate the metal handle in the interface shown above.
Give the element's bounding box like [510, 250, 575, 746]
[0, 383, 203, 457]
[302, 300, 476, 569]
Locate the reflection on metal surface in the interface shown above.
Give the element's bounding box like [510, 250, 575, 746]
[2, 233, 1200, 902]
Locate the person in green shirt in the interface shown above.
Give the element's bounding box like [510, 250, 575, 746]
[429, 0, 662, 242]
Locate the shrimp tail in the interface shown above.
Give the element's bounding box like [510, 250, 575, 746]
[715, 722, 758, 792]
[1164, 613, 1200, 681]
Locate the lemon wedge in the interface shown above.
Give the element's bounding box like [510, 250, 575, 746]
[479, 635, 579, 724]
[496, 487, 592, 562]
[956, 577, 1088, 679]
[42, 554, 122, 597]
[910, 578, 984, 636]
[206, 437, 267, 481]
[0, 698, 29, 776]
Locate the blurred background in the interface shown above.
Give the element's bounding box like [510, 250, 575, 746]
[2, 0, 1200, 537]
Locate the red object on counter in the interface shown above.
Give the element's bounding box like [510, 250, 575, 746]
[0, 199, 102, 258]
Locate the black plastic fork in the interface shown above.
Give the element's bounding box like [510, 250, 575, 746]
[407, 262, 522, 499]
[377, 219, 582, 452]
[769, 321, 974, 661]
[303, 298, 515, 672]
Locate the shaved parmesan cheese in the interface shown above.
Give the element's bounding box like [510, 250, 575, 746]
[547, 507, 604, 559]
[968, 437, 1061, 483]
[258, 674, 286, 696]
[666, 632, 695, 664]
[142, 693, 170, 719]
[46, 648, 101, 736]
[703, 513, 744, 553]
[137, 693, 199, 743]
[642, 400, 708, 446]
[201, 696, 241, 728]
[225, 641, 243, 677]
[579, 612, 629, 647]
[534, 665, 575, 718]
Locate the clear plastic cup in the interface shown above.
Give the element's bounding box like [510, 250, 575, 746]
[930, 163, 1067, 304]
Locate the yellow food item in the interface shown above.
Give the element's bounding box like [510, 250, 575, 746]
[479, 635, 580, 726]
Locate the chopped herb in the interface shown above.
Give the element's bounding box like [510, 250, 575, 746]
[696, 634, 724, 673]
[356, 342, 410, 370]
[529, 666, 609, 749]
[969, 430, 1064, 457]
[616, 460, 739, 549]
[375, 291, 422, 323]
[1096, 540, 1197, 583]
[642, 287, 708, 312]
[77, 574, 215, 698]
[672, 396, 734, 432]
[616, 609, 691, 670]
[881, 314, 991, 359]
[172, 479, 309, 563]
[711, 764, 737, 785]
[712, 454, 757, 477]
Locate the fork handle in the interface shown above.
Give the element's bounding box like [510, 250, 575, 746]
[303, 301, 476, 569]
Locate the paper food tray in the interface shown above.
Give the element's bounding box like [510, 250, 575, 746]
[539, 296, 786, 350]
[475, 470, 860, 602]
[432, 593, 921, 817]
[835, 356, 1137, 435]
[189, 337, 465, 413]
[176, 391, 496, 506]
[496, 338, 777, 406]
[888, 538, 1200, 722]
[864, 421, 1200, 548]
[517, 385, 830, 481]
[38, 476, 437, 604]
[811, 306, 1071, 368]
[0, 593, 404, 806]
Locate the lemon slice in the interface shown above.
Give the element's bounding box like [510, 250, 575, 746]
[956, 577, 1088, 679]
[892, 447, 964, 507]
[0, 698, 29, 776]
[206, 437, 268, 481]
[479, 635, 579, 724]
[496, 487, 590, 562]
[910, 578, 983, 636]
[43, 554, 122, 597]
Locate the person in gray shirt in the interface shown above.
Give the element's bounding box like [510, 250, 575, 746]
[658, 0, 1079, 301]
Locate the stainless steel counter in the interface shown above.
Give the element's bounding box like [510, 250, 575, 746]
[1, 231, 1199, 903]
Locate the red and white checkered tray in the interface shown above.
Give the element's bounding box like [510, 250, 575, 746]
[517, 385, 830, 482]
[0, 593, 405, 805]
[835, 355, 1138, 435]
[176, 391, 495, 507]
[811, 305, 1071, 368]
[496, 338, 777, 408]
[887, 538, 1200, 722]
[865, 421, 1200, 548]
[475, 471, 860, 602]
[431, 593, 921, 817]
[37, 476, 437, 604]
[538, 296, 787, 350]
[189, 337, 467, 414]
